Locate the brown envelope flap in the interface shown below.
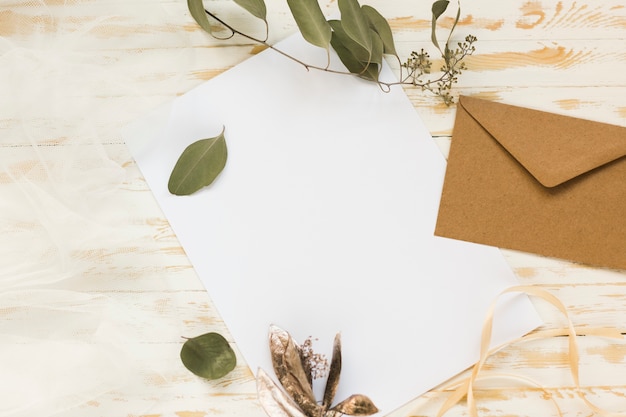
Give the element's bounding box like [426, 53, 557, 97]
[458, 96, 626, 187]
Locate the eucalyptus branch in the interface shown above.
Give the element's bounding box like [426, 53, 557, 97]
[204, 8, 354, 77]
[188, 0, 475, 105]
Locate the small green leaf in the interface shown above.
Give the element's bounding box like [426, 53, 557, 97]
[447, 4, 462, 47]
[338, 0, 372, 53]
[330, 29, 379, 81]
[330, 21, 381, 78]
[432, 0, 451, 20]
[233, 0, 267, 21]
[187, 0, 213, 35]
[329, 20, 370, 63]
[287, 0, 332, 50]
[168, 129, 227, 196]
[180, 332, 237, 380]
[368, 28, 383, 67]
[431, 0, 450, 52]
[361, 5, 397, 57]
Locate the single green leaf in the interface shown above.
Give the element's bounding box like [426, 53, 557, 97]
[431, 0, 450, 52]
[330, 21, 381, 70]
[168, 129, 227, 196]
[287, 0, 332, 50]
[330, 23, 381, 73]
[368, 28, 383, 67]
[361, 5, 397, 57]
[446, 3, 461, 48]
[329, 20, 370, 63]
[330, 30, 379, 81]
[432, 0, 451, 20]
[180, 332, 237, 380]
[338, 0, 372, 53]
[187, 0, 213, 35]
[233, 0, 267, 21]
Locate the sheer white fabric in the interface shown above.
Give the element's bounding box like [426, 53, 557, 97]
[0, 1, 198, 415]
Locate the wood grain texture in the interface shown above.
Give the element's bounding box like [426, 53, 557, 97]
[1, 0, 625, 416]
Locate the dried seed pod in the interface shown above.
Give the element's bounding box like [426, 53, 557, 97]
[257, 368, 308, 417]
[330, 394, 379, 416]
[322, 333, 342, 409]
[259, 326, 378, 417]
[269, 325, 321, 417]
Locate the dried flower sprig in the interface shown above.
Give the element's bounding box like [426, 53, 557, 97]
[403, 34, 477, 106]
[257, 325, 378, 417]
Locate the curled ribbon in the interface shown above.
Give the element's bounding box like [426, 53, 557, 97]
[436, 285, 626, 417]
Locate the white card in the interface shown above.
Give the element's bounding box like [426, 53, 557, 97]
[124, 34, 541, 415]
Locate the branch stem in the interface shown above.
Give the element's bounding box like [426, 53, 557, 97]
[202, 7, 474, 99]
[204, 9, 351, 76]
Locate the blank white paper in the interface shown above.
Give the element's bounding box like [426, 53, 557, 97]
[124, 34, 541, 415]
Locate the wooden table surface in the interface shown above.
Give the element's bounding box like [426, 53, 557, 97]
[1, 1, 625, 416]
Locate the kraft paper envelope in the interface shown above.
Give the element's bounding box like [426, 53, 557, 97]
[436, 95, 626, 270]
[125, 35, 541, 415]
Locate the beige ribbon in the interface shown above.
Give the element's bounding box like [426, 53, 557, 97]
[436, 285, 625, 417]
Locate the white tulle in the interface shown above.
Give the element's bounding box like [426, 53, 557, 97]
[0, 291, 133, 417]
[0, 1, 197, 416]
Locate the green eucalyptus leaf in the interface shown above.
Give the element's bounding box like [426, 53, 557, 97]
[432, 0, 451, 20]
[330, 30, 379, 81]
[431, 0, 450, 51]
[329, 20, 370, 63]
[330, 20, 381, 69]
[187, 0, 213, 35]
[361, 5, 397, 57]
[447, 4, 461, 47]
[233, 0, 267, 21]
[338, 0, 372, 53]
[180, 332, 237, 380]
[168, 129, 227, 196]
[287, 0, 332, 50]
[329, 20, 381, 76]
[368, 28, 383, 66]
